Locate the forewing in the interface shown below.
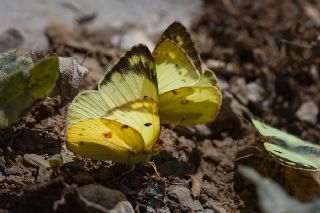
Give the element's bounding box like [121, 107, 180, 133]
[156, 21, 202, 73]
[99, 44, 158, 108]
[252, 119, 309, 147]
[153, 39, 200, 94]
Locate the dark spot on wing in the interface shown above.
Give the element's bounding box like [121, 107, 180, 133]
[180, 98, 190, 104]
[274, 150, 282, 154]
[292, 146, 320, 157]
[271, 138, 289, 148]
[103, 132, 112, 138]
[79, 133, 83, 136]
[178, 71, 182, 75]
[121, 125, 129, 129]
[144, 123, 152, 127]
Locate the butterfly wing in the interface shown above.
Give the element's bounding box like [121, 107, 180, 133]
[105, 98, 160, 151]
[160, 86, 221, 125]
[252, 118, 308, 146]
[99, 45, 158, 108]
[66, 118, 147, 163]
[67, 44, 158, 124]
[156, 21, 202, 73]
[253, 118, 320, 171]
[153, 39, 200, 94]
[264, 142, 320, 171]
[67, 91, 108, 125]
[154, 23, 221, 125]
[66, 45, 160, 163]
[196, 67, 218, 87]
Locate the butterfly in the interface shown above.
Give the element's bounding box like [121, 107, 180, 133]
[252, 118, 320, 171]
[152, 22, 222, 125]
[66, 45, 160, 164]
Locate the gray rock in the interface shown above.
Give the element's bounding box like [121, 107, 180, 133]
[58, 57, 88, 104]
[0, 28, 24, 52]
[167, 185, 203, 211]
[295, 100, 319, 124]
[0, 0, 201, 53]
[77, 184, 134, 213]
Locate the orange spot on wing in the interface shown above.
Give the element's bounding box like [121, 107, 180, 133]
[180, 98, 190, 104]
[103, 131, 112, 138]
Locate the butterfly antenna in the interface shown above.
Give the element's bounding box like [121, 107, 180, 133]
[258, 154, 268, 172]
[234, 153, 256, 162]
[242, 145, 264, 152]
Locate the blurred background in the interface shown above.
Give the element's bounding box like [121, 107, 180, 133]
[0, 0, 201, 52]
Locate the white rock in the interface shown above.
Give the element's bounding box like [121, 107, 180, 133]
[296, 101, 319, 124]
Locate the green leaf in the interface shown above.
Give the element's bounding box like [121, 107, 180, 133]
[238, 166, 320, 213]
[0, 51, 59, 128]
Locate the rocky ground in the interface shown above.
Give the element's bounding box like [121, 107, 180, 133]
[1, 0, 320, 212]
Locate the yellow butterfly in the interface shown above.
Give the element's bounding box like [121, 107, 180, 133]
[66, 45, 160, 164]
[153, 22, 222, 125]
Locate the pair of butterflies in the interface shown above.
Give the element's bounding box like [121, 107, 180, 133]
[252, 119, 320, 171]
[66, 22, 222, 164]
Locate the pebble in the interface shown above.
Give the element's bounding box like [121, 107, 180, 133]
[295, 100, 319, 124]
[77, 184, 134, 213]
[167, 185, 204, 211]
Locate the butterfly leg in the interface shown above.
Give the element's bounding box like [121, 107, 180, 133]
[258, 154, 268, 172]
[145, 161, 161, 178]
[119, 164, 135, 178]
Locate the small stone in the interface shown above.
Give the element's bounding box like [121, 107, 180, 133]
[247, 82, 264, 102]
[295, 101, 319, 124]
[195, 124, 212, 136]
[0, 28, 24, 52]
[77, 184, 134, 213]
[167, 185, 204, 211]
[111, 27, 154, 50]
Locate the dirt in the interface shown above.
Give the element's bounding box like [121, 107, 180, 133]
[1, 0, 320, 212]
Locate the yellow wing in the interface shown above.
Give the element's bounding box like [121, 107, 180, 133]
[153, 39, 200, 94]
[156, 21, 202, 73]
[67, 44, 158, 125]
[66, 45, 160, 164]
[99, 45, 158, 108]
[160, 86, 221, 125]
[196, 67, 218, 87]
[154, 22, 222, 125]
[66, 118, 149, 163]
[105, 98, 160, 151]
